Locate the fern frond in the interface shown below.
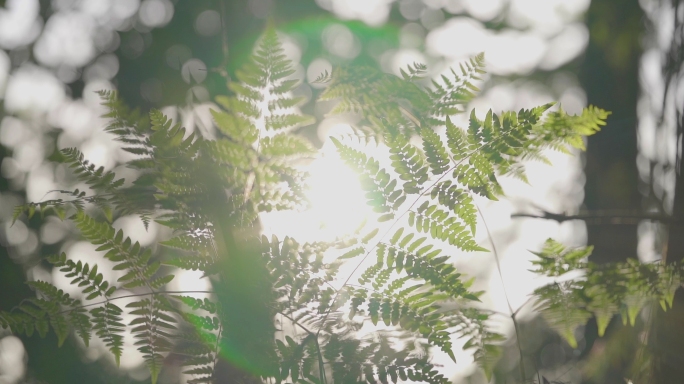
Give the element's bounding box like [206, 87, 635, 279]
[531, 241, 683, 339]
[427, 53, 485, 119]
[386, 133, 430, 194]
[24, 281, 79, 346]
[73, 211, 173, 290]
[429, 181, 478, 234]
[536, 105, 610, 151]
[0, 281, 95, 349]
[3, 25, 619, 384]
[312, 69, 332, 84]
[420, 128, 451, 175]
[47, 253, 116, 300]
[229, 28, 314, 135]
[164, 256, 217, 274]
[529, 239, 592, 276]
[173, 331, 218, 383]
[378, 239, 478, 300]
[160, 234, 213, 256]
[268, 95, 307, 111]
[445, 116, 469, 161]
[260, 134, 315, 159]
[210, 108, 258, 145]
[148, 110, 202, 159]
[127, 296, 176, 384]
[533, 282, 591, 348]
[265, 113, 315, 131]
[91, 302, 125, 365]
[400, 62, 428, 82]
[27, 281, 83, 346]
[50, 147, 125, 193]
[407, 202, 485, 251]
[206, 138, 255, 170]
[332, 138, 405, 221]
[173, 296, 218, 314]
[454, 308, 504, 381]
[320, 66, 431, 138]
[99, 89, 151, 153]
[12, 198, 75, 224]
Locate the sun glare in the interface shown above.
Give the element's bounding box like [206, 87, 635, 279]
[260, 127, 372, 242]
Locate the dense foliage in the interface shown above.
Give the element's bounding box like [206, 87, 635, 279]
[3, 28, 672, 384]
[530, 239, 682, 349]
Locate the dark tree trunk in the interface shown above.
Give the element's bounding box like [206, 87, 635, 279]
[580, 0, 644, 265]
[578, 1, 645, 382]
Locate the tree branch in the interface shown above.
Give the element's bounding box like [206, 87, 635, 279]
[511, 210, 682, 225]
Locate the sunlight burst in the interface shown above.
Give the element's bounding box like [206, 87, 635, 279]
[260, 127, 372, 242]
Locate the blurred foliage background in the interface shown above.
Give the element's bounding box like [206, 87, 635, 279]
[0, 0, 681, 383]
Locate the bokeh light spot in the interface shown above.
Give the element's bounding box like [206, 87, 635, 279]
[248, 0, 274, 19]
[181, 58, 207, 84]
[322, 24, 361, 59]
[139, 0, 174, 28]
[0, 336, 26, 383]
[165, 44, 192, 70]
[194, 9, 222, 37]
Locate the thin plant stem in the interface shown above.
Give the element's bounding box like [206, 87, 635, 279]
[56, 290, 215, 315]
[476, 202, 527, 381]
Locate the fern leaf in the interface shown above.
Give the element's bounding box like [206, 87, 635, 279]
[429, 181, 478, 234]
[260, 134, 315, 158]
[127, 297, 176, 384]
[386, 134, 429, 194]
[50, 148, 125, 193]
[533, 282, 591, 348]
[409, 202, 485, 251]
[91, 303, 125, 365]
[427, 54, 485, 119]
[457, 309, 503, 380]
[332, 138, 405, 218]
[73, 212, 173, 290]
[210, 109, 258, 145]
[47, 253, 115, 300]
[420, 128, 451, 175]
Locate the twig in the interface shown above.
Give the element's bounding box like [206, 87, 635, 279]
[511, 210, 681, 225]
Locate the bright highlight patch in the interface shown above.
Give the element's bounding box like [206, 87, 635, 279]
[261, 128, 372, 242]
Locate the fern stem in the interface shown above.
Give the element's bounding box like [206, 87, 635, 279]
[475, 202, 527, 381]
[512, 296, 535, 318]
[278, 313, 328, 384]
[278, 313, 313, 335]
[212, 323, 223, 378]
[56, 290, 215, 315]
[316, 338, 328, 384]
